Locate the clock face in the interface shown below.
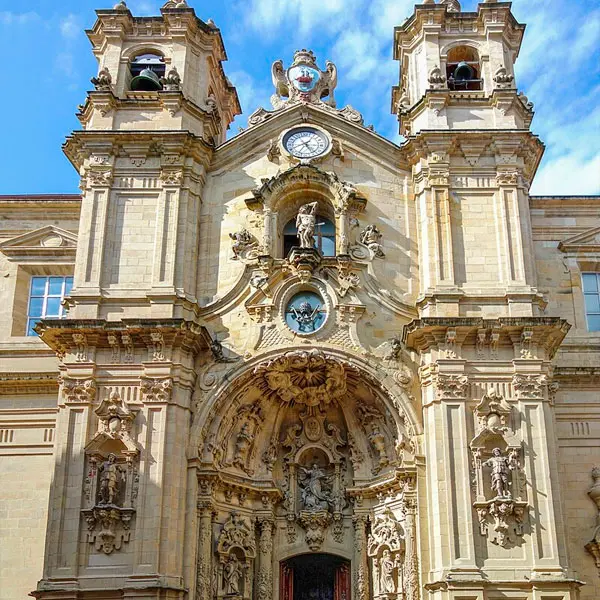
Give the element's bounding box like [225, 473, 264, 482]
[283, 127, 330, 159]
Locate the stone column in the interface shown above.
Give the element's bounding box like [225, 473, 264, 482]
[353, 514, 369, 600]
[337, 211, 349, 255]
[263, 208, 273, 255]
[257, 517, 274, 600]
[196, 500, 214, 600]
[403, 497, 420, 600]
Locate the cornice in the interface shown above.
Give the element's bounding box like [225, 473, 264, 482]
[403, 316, 570, 359]
[401, 128, 544, 180]
[63, 129, 213, 172]
[0, 372, 59, 396]
[35, 317, 212, 358]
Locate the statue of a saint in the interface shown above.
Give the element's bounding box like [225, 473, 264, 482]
[296, 201, 318, 248]
[483, 447, 516, 498]
[369, 424, 388, 465]
[233, 422, 253, 468]
[98, 453, 123, 505]
[379, 549, 396, 593]
[223, 554, 242, 595]
[299, 463, 332, 512]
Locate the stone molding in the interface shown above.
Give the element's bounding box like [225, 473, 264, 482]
[34, 318, 212, 361]
[403, 317, 570, 360]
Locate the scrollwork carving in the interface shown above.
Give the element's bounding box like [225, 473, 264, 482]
[140, 377, 172, 402]
[60, 376, 96, 403]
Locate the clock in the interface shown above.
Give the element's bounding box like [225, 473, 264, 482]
[282, 126, 330, 159]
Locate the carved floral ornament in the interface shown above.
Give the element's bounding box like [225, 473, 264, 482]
[59, 376, 97, 403]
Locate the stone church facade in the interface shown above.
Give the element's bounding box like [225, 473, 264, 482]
[0, 1, 599, 600]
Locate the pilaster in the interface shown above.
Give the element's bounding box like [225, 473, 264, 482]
[404, 317, 575, 593]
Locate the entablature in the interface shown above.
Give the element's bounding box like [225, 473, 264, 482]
[402, 316, 570, 360]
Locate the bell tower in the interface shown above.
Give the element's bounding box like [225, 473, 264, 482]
[392, 0, 533, 135]
[80, 0, 240, 142]
[391, 0, 544, 317]
[63, 0, 240, 321]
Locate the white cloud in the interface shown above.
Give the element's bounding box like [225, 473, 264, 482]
[531, 152, 600, 196]
[59, 13, 80, 39]
[0, 11, 40, 25]
[55, 51, 76, 79]
[245, 0, 360, 39]
[367, 0, 415, 38]
[332, 29, 382, 81]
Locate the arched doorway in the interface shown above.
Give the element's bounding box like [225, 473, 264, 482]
[280, 554, 350, 600]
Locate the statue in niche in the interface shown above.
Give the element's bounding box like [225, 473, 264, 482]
[223, 554, 242, 595]
[483, 447, 518, 498]
[98, 453, 124, 505]
[296, 201, 318, 248]
[233, 422, 253, 468]
[299, 463, 332, 511]
[368, 424, 388, 467]
[359, 224, 385, 257]
[379, 549, 398, 594]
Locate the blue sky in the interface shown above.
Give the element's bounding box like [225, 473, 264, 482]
[1, 0, 598, 195]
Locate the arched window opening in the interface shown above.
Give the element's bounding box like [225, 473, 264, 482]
[283, 215, 336, 257]
[446, 46, 482, 91]
[130, 52, 165, 91]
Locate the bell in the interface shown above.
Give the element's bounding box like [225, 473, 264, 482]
[130, 68, 162, 91]
[453, 61, 474, 81]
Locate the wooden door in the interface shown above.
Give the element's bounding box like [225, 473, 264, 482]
[280, 562, 293, 600]
[334, 562, 350, 600]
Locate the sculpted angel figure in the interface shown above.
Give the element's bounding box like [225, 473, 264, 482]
[271, 59, 287, 109]
[359, 224, 385, 257]
[296, 201, 318, 248]
[229, 228, 254, 259]
[324, 60, 338, 107]
[298, 463, 332, 512]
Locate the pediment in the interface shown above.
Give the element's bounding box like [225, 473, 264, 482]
[213, 103, 408, 173]
[0, 225, 78, 261]
[558, 226, 600, 254]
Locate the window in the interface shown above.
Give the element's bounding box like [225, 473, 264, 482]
[283, 216, 336, 257]
[582, 273, 600, 332]
[130, 53, 165, 91]
[446, 46, 482, 91]
[27, 276, 73, 336]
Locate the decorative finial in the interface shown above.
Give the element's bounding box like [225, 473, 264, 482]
[91, 67, 112, 91]
[441, 0, 461, 12]
[113, 0, 127, 10]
